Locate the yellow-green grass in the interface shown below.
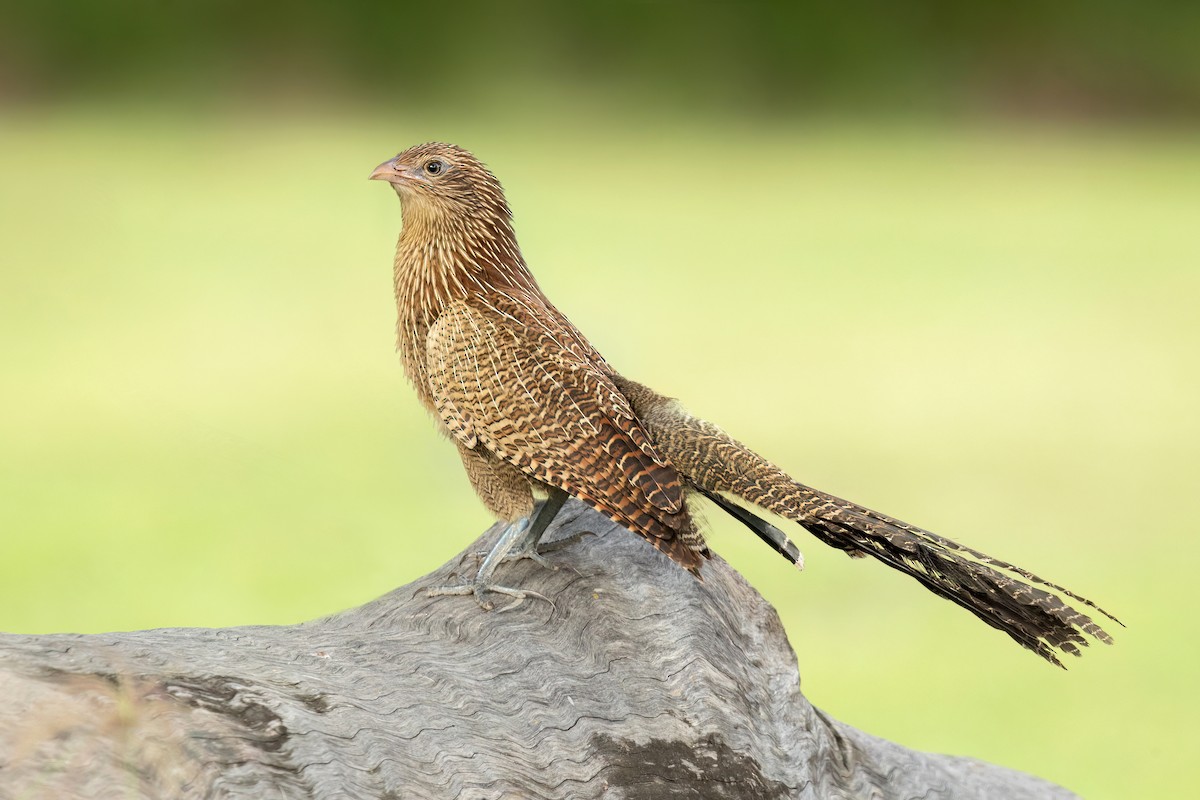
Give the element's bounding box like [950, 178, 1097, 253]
[1, 107, 1196, 798]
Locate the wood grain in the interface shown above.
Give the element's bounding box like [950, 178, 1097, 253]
[0, 501, 1077, 799]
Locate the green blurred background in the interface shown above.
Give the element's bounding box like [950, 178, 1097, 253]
[1, 2, 1197, 797]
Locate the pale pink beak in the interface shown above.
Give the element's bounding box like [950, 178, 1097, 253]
[369, 158, 403, 182]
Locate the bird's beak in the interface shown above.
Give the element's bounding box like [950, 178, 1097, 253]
[369, 158, 403, 183]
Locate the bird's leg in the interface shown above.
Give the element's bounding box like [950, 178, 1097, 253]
[427, 517, 553, 612]
[502, 486, 571, 568]
[526, 491, 595, 558]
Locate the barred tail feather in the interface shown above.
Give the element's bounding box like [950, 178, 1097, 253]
[789, 501, 1119, 667]
[612, 375, 1120, 666]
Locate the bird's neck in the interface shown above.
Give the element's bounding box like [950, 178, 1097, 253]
[391, 208, 544, 398]
[393, 207, 540, 316]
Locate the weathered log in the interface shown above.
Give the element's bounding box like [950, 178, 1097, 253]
[0, 501, 1076, 799]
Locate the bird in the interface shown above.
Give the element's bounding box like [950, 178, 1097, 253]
[370, 142, 1118, 666]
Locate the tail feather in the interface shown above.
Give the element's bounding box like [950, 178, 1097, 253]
[696, 487, 804, 568]
[807, 507, 1110, 666]
[746, 474, 1118, 666]
[822, 514, 1079, 661]
[809, 499, 1120, 643]
[613, 375, 1119, 666]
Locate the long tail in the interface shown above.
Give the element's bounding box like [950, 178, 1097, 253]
[614, 376, 1120, 667]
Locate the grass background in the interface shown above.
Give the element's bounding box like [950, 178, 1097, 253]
[1, 107, 1196, 798]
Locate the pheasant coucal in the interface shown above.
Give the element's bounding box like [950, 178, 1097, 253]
[370, 142, 1118, 666]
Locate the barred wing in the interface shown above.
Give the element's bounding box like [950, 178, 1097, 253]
[425, 296, 704, 572]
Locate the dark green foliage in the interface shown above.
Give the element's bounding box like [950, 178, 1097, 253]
[4, 1, 1198, 116]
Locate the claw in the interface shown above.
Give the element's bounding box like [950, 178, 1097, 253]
[501, 547, 557, 570]
[424, 495, 575, 613]
[485, 584, 554, 612]
[426, 581, 554, 612]
[499, 528, 596, 571]
[535, 529, 594, 555]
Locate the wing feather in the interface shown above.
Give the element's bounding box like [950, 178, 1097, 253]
[426, 293, 701, 569]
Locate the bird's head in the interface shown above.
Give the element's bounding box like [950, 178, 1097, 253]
[370, 142, 510, 225]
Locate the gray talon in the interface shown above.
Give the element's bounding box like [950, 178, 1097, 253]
[426, 490, 572, 612]
[426, 581, 553, 612]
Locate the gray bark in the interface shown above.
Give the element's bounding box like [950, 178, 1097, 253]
[0, 501, 1076, 799]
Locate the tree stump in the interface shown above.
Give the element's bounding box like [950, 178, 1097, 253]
[0, 501, 1076, 799]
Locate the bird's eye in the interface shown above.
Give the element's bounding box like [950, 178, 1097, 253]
[424, 160, 444, 176]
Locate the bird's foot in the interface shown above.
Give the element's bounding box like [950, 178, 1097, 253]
[470, 544, 554, 570]
[500, 528, 595, 570]
[427, 512, 577, 611]
[503, 548, 557, 569]
[535, 529, 595, 555]
[426, 580, 553, 613]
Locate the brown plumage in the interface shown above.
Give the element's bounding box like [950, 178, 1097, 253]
[371, 142, 1118, 664]
[372, 143, 704, 576]
[614, 376, 1119, 667]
